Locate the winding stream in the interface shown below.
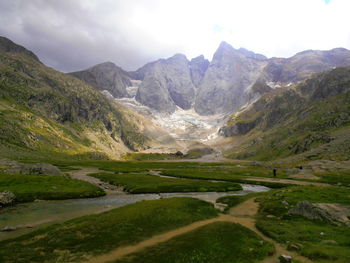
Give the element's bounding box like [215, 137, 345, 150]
[0, 184, 269, 241]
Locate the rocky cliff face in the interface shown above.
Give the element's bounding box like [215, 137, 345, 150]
[135, 54, 196, 113]
[189, 55, 209, 87]
[195, 42, 268, 115]
[70, 62, 132, 98]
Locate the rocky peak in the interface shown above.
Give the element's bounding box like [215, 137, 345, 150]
[135, 53, 196, 113]
[189, 55, 209, 87]
[194, 41, 268, 115]
[69, 61, 132, 98]
[0, 36, 40, 62]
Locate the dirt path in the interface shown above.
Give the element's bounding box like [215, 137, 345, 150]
[84, 198, 314, 263]
[228, 198, 313, 263]
[68, 167, 124, 195]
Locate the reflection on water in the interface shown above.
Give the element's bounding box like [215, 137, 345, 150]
[0, 184, 269, 241]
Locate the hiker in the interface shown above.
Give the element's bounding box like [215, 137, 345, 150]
[273, 168, 277, 177]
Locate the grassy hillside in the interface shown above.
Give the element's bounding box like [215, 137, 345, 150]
[0, 38, 148, 161]
[223, 67, 350, 161]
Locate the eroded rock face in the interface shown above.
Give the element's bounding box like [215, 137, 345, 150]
[135, 54, 196, 113]
[195, 41, 268, 115]
[70, 62, 132, 98]
[0, 190, 15, 207]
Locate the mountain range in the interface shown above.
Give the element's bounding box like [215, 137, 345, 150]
[1, 35, 350, 161]
[71, 41, 350, 116]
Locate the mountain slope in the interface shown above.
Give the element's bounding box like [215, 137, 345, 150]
[0, 37, 148, 161]
[220, 67, 350, 161]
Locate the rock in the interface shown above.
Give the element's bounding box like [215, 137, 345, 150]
[320, 232, 325, 236]
[0, 190, 15, 207]
[214, 202, 228, 212]
[4, 162, 63, 176]
[287, 243, 303, 251]
[289, 201, 350, 226]
[279, 255, 292, 263]
[281, 200, 289, 206]
[266, 214, 276, 218]
[1, 226, 17, 232]
[321, 240, 338, 245]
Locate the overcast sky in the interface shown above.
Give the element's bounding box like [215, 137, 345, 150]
[0, 0, 349, 72]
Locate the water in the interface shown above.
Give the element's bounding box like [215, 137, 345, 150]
[0, 184, 269, 241]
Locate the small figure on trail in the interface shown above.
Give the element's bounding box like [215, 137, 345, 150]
[273, 168, 277, 177]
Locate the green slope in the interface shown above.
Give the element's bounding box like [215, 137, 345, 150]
[0, 37, 148, 161]
[223, 67, 350, 161]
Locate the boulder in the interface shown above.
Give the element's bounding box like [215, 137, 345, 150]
[279, 255, 292, 263]
[0, 190, 15, 206]
[289, 200, 350, 226]
[4, 162, 63, 176]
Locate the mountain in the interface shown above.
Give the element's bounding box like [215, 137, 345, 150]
[0, 36, 148, 160]
[69, 62, 132, 98]
[71, 42, 350, 118]
[194, 41, 268, 115]
[220, 66, 350, 161]
[135, 54, 196, 113]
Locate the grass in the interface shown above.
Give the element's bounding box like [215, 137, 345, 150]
[115, 222, 274, 263]
[315, 171, 350, 186]
[90, 172, 242, 193]
[161, 169, 288, 188]
[0, 198, 218, 263]
[256, 186, 350, 263]
[0, 173, 105, 202]
[122, 152, 183, 161]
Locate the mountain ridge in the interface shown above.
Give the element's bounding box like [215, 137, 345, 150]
[70, 42, 350, 116]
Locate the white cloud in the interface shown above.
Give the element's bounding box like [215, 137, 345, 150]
[0, 0, 349, 71]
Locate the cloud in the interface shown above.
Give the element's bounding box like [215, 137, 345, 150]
[0, 0, 349, 72]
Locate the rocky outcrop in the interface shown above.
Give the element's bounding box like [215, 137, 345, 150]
[4, 162, 63, 176]
[289, 200, 350, 226]
[135, 54, 196, 113]
[219, 120, 258, 137]
[70, 62, 132, 98]
[195, 42, 268, 115]
[0, 190, 15, 207]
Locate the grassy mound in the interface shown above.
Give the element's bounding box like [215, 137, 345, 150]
[0, 198, 218, 263]
[115, 222, 274, 263]
[90, 172, 242, 193]
[0, 173, 104, 202]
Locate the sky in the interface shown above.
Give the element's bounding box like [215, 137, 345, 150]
[0, 0, 349, 72]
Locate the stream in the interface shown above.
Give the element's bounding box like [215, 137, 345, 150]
[0, 184, 269, 241]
